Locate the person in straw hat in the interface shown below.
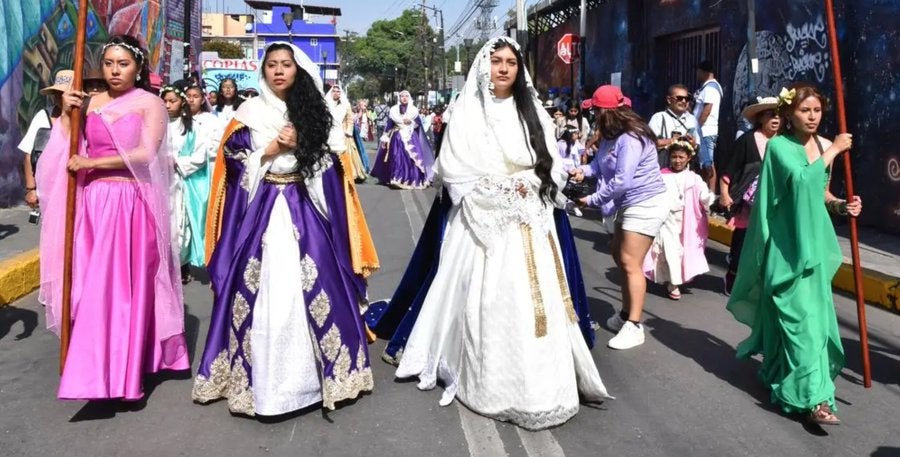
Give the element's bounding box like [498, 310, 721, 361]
[718, 96, 780, 295]
[17, 69, 73, 209]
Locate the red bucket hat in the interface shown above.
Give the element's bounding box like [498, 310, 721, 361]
[582, 85, 627, 110]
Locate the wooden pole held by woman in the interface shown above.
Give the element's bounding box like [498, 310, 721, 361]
[823, 0, 871, 388]
[60, 0, 90, 374]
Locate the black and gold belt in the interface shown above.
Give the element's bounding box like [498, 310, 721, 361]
[263, 172, 304, 184]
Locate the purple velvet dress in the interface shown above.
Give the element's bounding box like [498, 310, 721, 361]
[371, 105, 435, 189]
[193, 126, 372, 416]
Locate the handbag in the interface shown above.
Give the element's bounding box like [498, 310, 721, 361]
[30, 127, 52, 172]
[562, 176, 596, 201]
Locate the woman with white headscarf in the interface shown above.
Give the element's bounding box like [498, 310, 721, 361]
[326, 84, 368, 181]
[371, 90, 435, 189]
[194, 42, 374, 417]
[391, 37, 611, 430]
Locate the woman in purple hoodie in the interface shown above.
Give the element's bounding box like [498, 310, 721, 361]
[572, 85, 669, 350]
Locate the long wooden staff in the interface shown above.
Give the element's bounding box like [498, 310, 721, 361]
[60, 0, 89, 374]
[824, 0, 871, 388]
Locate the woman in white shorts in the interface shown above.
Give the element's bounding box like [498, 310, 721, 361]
[572, 85, 669, 350]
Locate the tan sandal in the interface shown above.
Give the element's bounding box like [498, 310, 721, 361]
[808, 402, 840, 425]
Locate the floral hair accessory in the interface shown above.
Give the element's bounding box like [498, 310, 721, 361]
[102, 42, 145, 63]
[159, 85, 187, 100]
[777, 87, 796, 108]
[669, 140, 696, 156]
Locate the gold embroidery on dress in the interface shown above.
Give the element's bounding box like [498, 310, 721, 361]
[244, 257, 261, 293]
[334, 345, 351, 381]
[191, 349, 230, 402]
[320, 324, 342, 361]
[300, 255, 319, 292]
[232, 293, 250, 330]
[521, 224, 547, 337]
[547, 234, 578, 323]
[309, 290, 331, 328]
[322, 344, 374, 410]
[227, 356, 255, 416]
[356, 345, 367, 371]
[242, 337, 252, 362]
[229, 329, 238, 356]
[322, 367, 374, 410]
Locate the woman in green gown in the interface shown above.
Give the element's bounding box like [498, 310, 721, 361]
[726, 84, 862, 425]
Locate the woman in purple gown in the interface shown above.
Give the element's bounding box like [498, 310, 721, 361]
[37, 35, 189, 401]
[193, 42, 373, 417]
[371, 91, 435, 189]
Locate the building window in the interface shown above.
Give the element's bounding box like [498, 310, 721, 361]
[654, 27, 721, 96]
[310, 38, 318, 47]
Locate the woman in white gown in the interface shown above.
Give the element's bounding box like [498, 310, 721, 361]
[395, 36, 611, 430]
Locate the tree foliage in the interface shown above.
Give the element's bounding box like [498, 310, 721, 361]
[202, 40, 245, 59]
[342, 9, 437, 100]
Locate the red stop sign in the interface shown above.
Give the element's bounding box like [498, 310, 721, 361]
[557, 34, 581, 64]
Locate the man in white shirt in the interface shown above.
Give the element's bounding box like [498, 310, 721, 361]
[648, 84, 699, 168]
[693, 60, 723, 191]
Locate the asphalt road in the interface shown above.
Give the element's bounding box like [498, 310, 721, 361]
[1, 149, 898, 457]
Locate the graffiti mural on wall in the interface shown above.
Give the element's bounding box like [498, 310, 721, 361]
[0, 0, 197, 206]
[529, 0, 899, 233]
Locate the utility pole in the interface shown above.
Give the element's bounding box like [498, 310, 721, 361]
[183, 0, 192, 79]
[419, 1, 446, 96]
[516, 0, 527, 49]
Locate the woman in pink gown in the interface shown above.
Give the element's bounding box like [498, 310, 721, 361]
[37, 35, 189, 401]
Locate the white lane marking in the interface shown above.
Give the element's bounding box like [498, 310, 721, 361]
[515, 428, 566, 457]
[456, 404, 509, 457]
[400, 190, 425, 245]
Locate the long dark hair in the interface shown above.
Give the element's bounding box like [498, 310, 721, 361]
[598, 107, 657, 146]
[493, 41, 557, 203]
[160, 79, 194, 135]
[560, 126, 577, 157]
[215, 78, 243, 112]
[103, 35, 151, 92]
[263, 44, 332, 178]
[565, 101, 584, 131]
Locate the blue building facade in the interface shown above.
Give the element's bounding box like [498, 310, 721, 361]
[252, 6, 339, 84]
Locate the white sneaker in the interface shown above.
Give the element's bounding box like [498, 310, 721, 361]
[606, 313, 625, 332]
[608, 321, 645, 350]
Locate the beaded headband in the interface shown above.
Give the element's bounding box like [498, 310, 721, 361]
[102, 42, 145, 63]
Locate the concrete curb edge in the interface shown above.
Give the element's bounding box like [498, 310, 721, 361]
[0, 249, 40, 307]
[708, 218, 899, 313]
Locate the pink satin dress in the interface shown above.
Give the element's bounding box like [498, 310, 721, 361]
[58, 113, 189, 401]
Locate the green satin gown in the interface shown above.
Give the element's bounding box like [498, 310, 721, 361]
[726, 134, 845, 414]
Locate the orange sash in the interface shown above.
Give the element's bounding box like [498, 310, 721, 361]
[337, 153, 380, 278]
[204, 119, 244, 264]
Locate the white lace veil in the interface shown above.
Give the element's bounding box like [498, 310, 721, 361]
[436, 36, 560, 204]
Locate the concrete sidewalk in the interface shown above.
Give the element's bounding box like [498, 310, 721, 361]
[709, 215, 900, 313]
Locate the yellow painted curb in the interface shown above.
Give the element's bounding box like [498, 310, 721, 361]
[0, 249, 40, 307]
[707, 219, 900, 312]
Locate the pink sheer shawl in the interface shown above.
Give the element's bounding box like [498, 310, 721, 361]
[36, 88, 185, 342]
